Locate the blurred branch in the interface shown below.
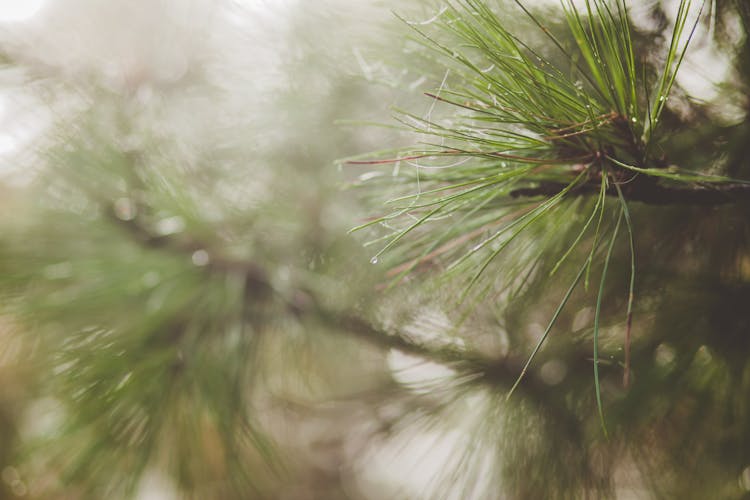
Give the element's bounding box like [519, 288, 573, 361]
[87, 166, 596, 447]
[104, 209, 271, 297]
[318, 311, 585, 437]
[104, 200, 575, 415]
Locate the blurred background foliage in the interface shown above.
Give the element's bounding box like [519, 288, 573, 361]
[0, 0, 749, 499]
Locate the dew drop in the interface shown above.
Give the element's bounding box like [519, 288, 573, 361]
[631, 116, 637, 123]
[191, 249, 210, 267]
[540, 360, 567, 385]
[370, 256, 379, 265]
[654, 343, 676, 367]
[156, 216, 185, 236]
[113, 197, 137, 221]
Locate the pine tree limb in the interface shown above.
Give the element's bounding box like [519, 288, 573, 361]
[510, 178, 750, 205]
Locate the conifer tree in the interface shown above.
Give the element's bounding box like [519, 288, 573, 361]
[1, 0, 749, 498]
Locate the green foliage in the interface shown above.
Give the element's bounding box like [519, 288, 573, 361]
[350, 0, 750, 497]
[350, 0, 750, 421]
[352, 0, 728, 287]
[0, 0, 750, 499]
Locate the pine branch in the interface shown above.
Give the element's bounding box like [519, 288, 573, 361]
[510, 177, 750, 205]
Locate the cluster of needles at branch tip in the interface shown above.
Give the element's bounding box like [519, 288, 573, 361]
[345, 0, 750, 433]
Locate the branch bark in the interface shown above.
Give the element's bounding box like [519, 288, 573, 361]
[510, 178, 750, 205]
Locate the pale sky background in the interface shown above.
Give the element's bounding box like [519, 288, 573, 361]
[0, 0, 731, 167]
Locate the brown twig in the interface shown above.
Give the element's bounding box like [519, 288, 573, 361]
[510, 178, 750, 205]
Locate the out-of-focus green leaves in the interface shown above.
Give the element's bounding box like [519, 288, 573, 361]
[0, 1, 415, 497]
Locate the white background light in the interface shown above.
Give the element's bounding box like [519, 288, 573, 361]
[0, 0, 46, 22]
